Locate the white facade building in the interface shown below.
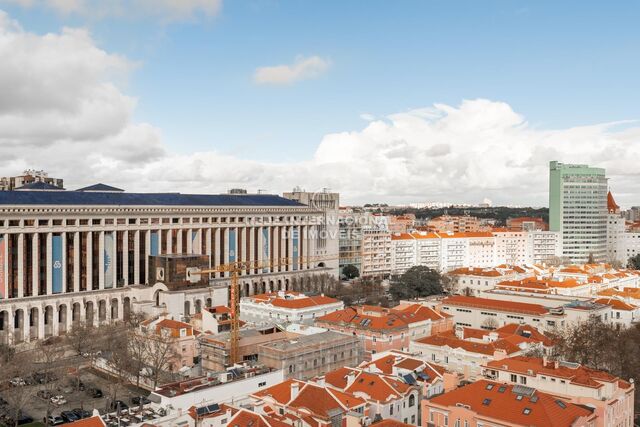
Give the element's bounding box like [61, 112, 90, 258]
[240, 291, 344, 325]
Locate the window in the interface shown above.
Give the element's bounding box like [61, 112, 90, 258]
[389, 405, 393, 415]
[258, 381, 266, 387]
[523, 408, 531, 415]
[510, 374, 517, 382]
[520, 376, 527, 385]
[409, 394, 415, 407]
[482, 398, 491, 406]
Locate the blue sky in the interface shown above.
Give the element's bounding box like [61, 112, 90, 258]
[1, 1, 639, 205]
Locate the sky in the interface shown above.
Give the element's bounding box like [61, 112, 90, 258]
[0, 0, 639, 207]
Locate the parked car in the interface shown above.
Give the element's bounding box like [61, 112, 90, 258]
[37, 390, 53, 400]
[110, 400, 129, 411]
[50, 395, 67, 406]
[43, 415, 64, 425]
[88, 387, 103, 398]
[72, 408, 91, 419]
[131, 395, 151, 405]
[61, 411, 80, 423]
[9, 377, 25, 387]
[16, 415, 34, 425]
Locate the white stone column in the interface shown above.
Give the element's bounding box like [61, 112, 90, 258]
[177, 229, 183, 254]
[157, 229, 163, 255]
[213, 228, 220, 277]
[302, 225, 311, 270]
[112, 232, 117, 288]
[17, 233, 24, 298]
[86, 232, 93, 291]
[98, 231, 105, 290]
[223, 228, 230, 277]
[205, 228, 212, 267]
[288, 226, 294, 272]
[123, 230, 129, 286]
[145, 230, 151, 284]
[73, 232, 80, 293]
[133, 230, 140, 285]
[2, 234, 9, 299]
[241, 226, 248, 274]
[246, 226, 253, 274]
[186, 228, 193, 254]
[273, 226, 280, 272]
[166, 229, 173, 255]
[46, 233, 53, 295]
[32, 233, 39, 296]
[257, 226, 264, 273]
[61, 232, 67, 293]
[280, 226, 287, 272]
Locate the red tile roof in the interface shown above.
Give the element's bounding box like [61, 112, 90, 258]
[485, 356, 630, 389]
[317, 304, 448, 332]
[247, 292, 340, 309]
[442, 295, 548, 315]
[428, 380, 594, 426]
[64, 417, 105, 427]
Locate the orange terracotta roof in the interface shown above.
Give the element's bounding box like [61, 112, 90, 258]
[324, 367, 358, 389]
[317, 304, 447, 332]
[228, 409, 291, 427]
[372, 420, 414, 427]
[64, 417, 106, 427]
[252, 379, 305, 404]
[247, 292, 340, 309]
[442, 295, 548, 315]
[345, 371, 412, 402]
[428, 380, 594, 426]
[485, 356, 626, 389]
[594, 297, 637, 311]
[288, 383, 365, 420]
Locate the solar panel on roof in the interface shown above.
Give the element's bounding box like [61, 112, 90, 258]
[512, 385, 536, 396]
[403, 374, 417, 385]
[208, 403, 220, 412]
[196, 407, 208, 416]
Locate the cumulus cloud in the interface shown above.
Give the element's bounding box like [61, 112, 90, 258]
[254, 55, 330, 85]
[2, 10, 640, 207]
[0, 0, 222, 21]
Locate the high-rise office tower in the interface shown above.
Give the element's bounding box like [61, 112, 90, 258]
[549, 161, 608, 263]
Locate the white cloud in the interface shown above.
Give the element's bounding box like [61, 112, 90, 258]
[254, 55, 330, 85]
[0, 0, 222, 21]
[2, 11, 640, 207]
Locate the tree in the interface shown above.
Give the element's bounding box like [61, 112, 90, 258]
[145, 328, 179, 388]
[587, 253, 595, 264]
[342, 264, 360, 280]
[35, 340, 67, 427]
[0, 350, 37, 427]
[389, 266, 444, 301]
[481, 317, 498, 330]
[66, 321, 96, 356]
[627, 254, 640, 270]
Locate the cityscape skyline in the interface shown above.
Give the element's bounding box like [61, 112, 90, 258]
[0, 2, 639, 206]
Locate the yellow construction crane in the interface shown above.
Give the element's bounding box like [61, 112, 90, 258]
[197, 254, 338, 365]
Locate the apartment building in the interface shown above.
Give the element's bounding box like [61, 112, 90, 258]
[140, 317, 199, 372]
[549, 161, 608, 263]
[0, 170, 64, 191]
[257, 330, 363, 380]
[323, 367, 421, 425]
[423, 379, 598, 427]
[360, 350, 458, 399]
[448, 266, 531, 296]
[316, 304, 452, 360]
[483, 356, 635, 427]
[0, 186, 336, 345]
[390, 231, 560, 275]
[438, 295, 568, 331]
[361, 227, 392, 278]
[426, 215, 485, 234]
[240, 291, 343, 326]
[480, 289, 627, 327]
[251, 378, 371, 427]
[410, 323, 553, 380]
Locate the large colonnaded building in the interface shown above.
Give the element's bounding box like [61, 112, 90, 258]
[0, 184, 338, 345]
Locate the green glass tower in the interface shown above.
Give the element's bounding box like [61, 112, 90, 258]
[549, 161, 608, 263]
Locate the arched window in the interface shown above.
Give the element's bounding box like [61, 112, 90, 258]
[409, 394, 416, 407]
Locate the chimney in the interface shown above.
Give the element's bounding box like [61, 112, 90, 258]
[291, 381, 300, 400]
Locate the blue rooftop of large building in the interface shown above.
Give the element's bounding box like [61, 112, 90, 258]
[0, 190, 305, 207]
